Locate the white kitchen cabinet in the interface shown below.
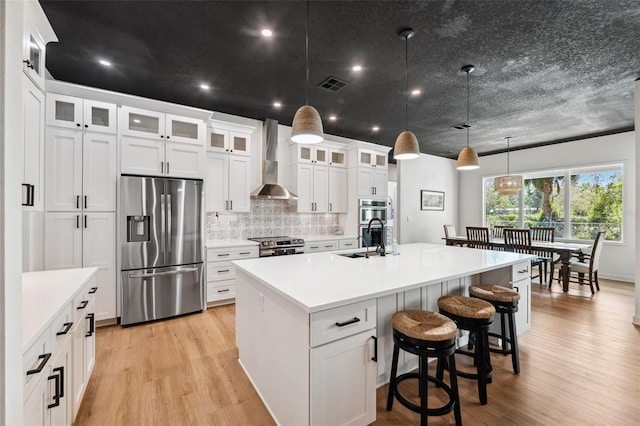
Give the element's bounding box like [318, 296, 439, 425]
[121, 135, 204, 179]
[356, 166, 388, 198]
[45, 213, 116, 322]
[305, 240, 338, 253]
[310, 330, 377, 425]
[357, 148, 387, 169]
[23, 76, 45, 210]
[329, 148, 347, 167]
[290, 144, 329, 166]
[338, 238, 358, 250]
[22, 1, 57, 91]
[206, 152, 250, 212]
[206, 246, 258, 305]
[207, 123, 253, 156]
[121, 106, 205, 144]
[46, 93, 117, 134]
[328, 167, 347, 212]
[290, 163, 329, 213]
[45, 128, 117, 212]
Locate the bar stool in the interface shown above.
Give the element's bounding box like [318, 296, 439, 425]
[437, 295, 495, 405]
[386, 310, 462, 426]
[469, 284, 521, 374]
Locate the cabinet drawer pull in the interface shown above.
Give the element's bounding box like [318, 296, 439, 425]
[22, 183, 35, 206]
[53, 366, 65, 398]
[310, 246, 319, 249]
[85, 313, 95, 337]
[167, 162, 170, 174]
[23, 59, 34, 69]
[518, 268, 529, 274]
[217, 253, 230, 257]
[56, 322, 73, 336]
[47, 372, 60, 408]
[514, 286, 520, 293]
[76, 215, 80, 229]
[324, 245, 333, 248]
[335, 317, 360, 327]
[217, 289, 230, 293]
[217, 269, 230, 273]
[27, 353, 51, 376]
[344, 243, 354, 247]
[88, 287, 98, 294]
[239, 251, 251, 255]
[371, 335, 378, 362]
[77, 300, 88, 310]
[76, 195, 80, 209]
[84, 215, 87, 228]
[84, 195, 87, 209]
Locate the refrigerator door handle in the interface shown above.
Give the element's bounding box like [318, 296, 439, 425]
[160, 193, 166, 261]
[129, 267, 199, 278]
[166, 193, 172, 258]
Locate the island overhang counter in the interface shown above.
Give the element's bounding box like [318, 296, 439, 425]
[233, 242, 533, 426]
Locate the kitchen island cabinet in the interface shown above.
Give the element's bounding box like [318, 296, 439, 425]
[234, 243, 532, 425]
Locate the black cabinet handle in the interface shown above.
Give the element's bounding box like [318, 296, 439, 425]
[77, 300, 88, 310]
[56, 322, 73, 336]
[76, 215, 80, 229]
[84, 215, 87, 228]
[217, 253, 230, 257]
[76, 123, 81, 127]
[26, 353, 51, 375]
[23, 59, 34, 69]
[166, 135, 170, 139]
[76, 195, 80, 209]
[160, 135, 164, 139]
[88, 287, 98, 294]
[239, 252, 251, 255]
[85, 313, 95, 337]
[21, 183, 35, 206]
[217, 288, 230, 293]
[84, 195, 87, 209]
[53, 366, 65, 397]
[514, 286, 520, 293]
[217, 269, 230, 273]
[84, 124, 88, 128]
[310, 246, 319, 249]
[335, 317, 361, 327]
[371, 335, 378, 362]
[47, 373, 60, 408]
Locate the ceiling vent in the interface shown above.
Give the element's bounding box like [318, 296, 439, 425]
[451, 123, 471, 130]
[318, 76, 349, 92]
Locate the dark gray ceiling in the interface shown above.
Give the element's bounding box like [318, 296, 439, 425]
[39, 0, 639, 159]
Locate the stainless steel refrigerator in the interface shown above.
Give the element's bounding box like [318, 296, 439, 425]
[120, 176, 204, 326]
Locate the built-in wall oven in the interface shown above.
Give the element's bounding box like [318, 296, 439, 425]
[359, 199, 387, 248]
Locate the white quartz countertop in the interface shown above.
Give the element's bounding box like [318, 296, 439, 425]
[303, 235, 357, 242]
[233, 243, 533, 313]
[22, 267, 98, 350]
[206, 240, 259, 249]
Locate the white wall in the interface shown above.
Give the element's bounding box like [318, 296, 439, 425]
[458, 131, 636, 282]
[397, 153, 459, 244]
[634, 80, 639, 325]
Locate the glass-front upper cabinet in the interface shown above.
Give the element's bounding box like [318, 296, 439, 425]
[329, 149, 347, 167]
[166, 114, 204, 145]
[46, 94, 116, 133]
[122, 106, 204, 144]
[358, 149, 387, 169]
[291, 145, 329, 165]
[207, 122, 254, 156]
[23, 2, 57, 92]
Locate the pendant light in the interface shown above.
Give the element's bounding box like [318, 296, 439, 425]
[456, 64, 480, 170]
[291, 0, 323, 144]
[393, 28, 420, 161]
[495, 137, 523, 195]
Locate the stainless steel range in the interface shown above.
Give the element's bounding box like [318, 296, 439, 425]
[248, 236, 305, 257]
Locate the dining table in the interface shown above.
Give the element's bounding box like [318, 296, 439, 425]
[444, 236, 593, 292]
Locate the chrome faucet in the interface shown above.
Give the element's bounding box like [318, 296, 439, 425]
[367, 218, 386, 256]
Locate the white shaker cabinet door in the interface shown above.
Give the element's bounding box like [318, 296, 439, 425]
[45, 212, 82, 270]
[49, 338, 72, 426]
[83, 133, 116, 211]
[46, 93, 83, 130]
[227, 155, 251, 212]
[310, 330, 377, 426]
[165, 142, 204, 179]
[23, 375, 47, 426]
[83, 213, 116, 322]
[296, 164, 314, 213]
[328, 167, 347, 213]
[206, 152, 229, 212]
[23, 76, 45, 210]
[121, 136, 165, 176]
[82, 99, 117, 134]
[372, 169, 388, 197]
[357, 167, 375, 197]
[313, 165, 329, 213]
[45, 128, 83, 211]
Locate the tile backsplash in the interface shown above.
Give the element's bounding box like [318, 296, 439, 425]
[206, 199, 341, 241]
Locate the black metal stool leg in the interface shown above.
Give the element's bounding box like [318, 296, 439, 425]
[386, 344, 400, 411]
[420, 354, 429, 426]
[508, 312, 520, 374]
[476, 329, 489, 405]
[500, 312, 508, 352]
[447, 353, 462, 426]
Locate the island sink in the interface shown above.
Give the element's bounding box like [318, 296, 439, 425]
[337, 251, 383, 259]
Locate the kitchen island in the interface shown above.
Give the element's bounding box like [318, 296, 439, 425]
[234, 243, 533, 426]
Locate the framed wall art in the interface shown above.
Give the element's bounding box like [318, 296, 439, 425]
[420, 190, 444, 211]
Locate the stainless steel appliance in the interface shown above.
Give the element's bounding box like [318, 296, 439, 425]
[360, 224, 387, 250]
[248, 236, 305, 257]
[359, 199, 387, 224]
[120, 176, 204, 326]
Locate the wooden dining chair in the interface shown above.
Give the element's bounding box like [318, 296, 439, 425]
[530, 226, 555, 284]
[443, 225, 456, 239]
[466, 227, 491, 250]
[503, 228, 545, 283]
[492, 225, 512, 239]
[558, 231, 605, 294]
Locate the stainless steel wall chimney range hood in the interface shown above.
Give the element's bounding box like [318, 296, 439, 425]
[250, 118, 299, 200]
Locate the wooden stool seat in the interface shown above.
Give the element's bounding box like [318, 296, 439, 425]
[391, 310, 457, 341]
[437, 295, 495, 319]
[469, 285, 521, 303]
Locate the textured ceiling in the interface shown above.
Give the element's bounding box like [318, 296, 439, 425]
[40, 0, 640, 159]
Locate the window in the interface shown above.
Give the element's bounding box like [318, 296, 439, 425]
[484, 164, 623, 241]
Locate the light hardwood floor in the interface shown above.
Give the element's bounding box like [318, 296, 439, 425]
[76, 279, 640, 425]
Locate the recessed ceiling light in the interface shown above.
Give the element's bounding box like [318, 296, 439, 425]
[200, 84, 211, 90]
[352, 65, 362, 72]
[273, 101, 282, 108]
[98, 59, 111, 67]
[261, 29, 273, 37]
[372, 126, 380, 132]
[329, 115, 337, 121]
[411, 89, 421, 96]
